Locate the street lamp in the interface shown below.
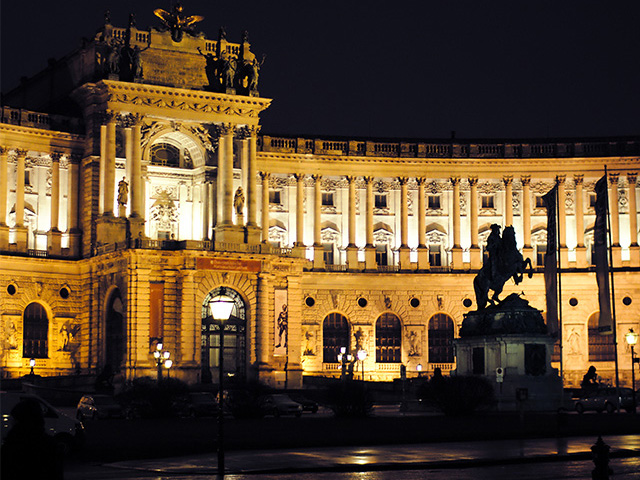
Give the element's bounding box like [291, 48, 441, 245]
[337, 347, 353, 381]
[357, 349, 367, 382]
[625, 329, 639, 413]
[209, 288, 234, 477]
[153, 342, 171, 383]
[29, 358, 35, 376]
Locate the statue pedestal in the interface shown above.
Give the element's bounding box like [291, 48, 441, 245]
[455, 294, 562, 412]
[235, 213, 245, 227]
[118, 204, 127, 218]
[215, 224, 244, 244]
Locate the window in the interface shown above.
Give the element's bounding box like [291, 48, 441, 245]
[525, 344, 546, 375]
[589, 193, 597, 208]
[23, 303, 48, 359]
[428, 313, 454, 363]
[588, 312, 615, 361]
[150, 143, 180, 167]
[323, 313, 350, 363]
[375, 244, 388, 266]
[376, 313, 401, 363]
[323, 243, 334, 265]
[321, 192, 334, 207]
[269, 190, 281, 205]
[481, 195, 495, 209]
[472, 347, 485, 374]
[535, 195, 545, 208]
[374, 194, 387, 209]
[429, 244, 442, 266]
[428, 195, 440, 209]
[536, 244, 547, 267]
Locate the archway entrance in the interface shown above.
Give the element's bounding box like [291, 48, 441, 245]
[105, 289, 126, 372]
[201, 287, 247, 382]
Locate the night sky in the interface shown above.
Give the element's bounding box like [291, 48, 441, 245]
[2, 1, 639, 140]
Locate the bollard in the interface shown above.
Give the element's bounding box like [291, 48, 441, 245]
[591, 436, 612, 480]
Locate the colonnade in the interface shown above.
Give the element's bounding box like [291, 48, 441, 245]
[0, 146, 80, 255]
[258, 172, 639, 270]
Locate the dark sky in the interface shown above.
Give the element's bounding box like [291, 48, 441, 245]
[2, 1, 640, 139]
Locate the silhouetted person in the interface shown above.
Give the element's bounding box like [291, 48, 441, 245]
[581, 365, 598, 394]
[1, 398, 64, 480]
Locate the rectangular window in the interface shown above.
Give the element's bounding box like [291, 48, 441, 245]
[536, 244, 547, 267]
[481, 195, 495, 209]
[472, 347, 485, 375]
[374, 194, 387, 209]
[589, 193, 597, 208]
[375, 244, 388, 266]
[535, 195, 546, 208]
[429, 245, 441, 266]
[321, 192, 334, 206]
[323, 243, 334, 265]
[269, 190, 281, 205]
[524, 344, 546, 376]
[428, 195, 440, 209]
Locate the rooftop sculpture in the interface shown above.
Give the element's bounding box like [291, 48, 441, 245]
[154, 2, 204, 42]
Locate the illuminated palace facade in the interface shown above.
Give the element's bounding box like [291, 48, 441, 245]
[1, 15, 639, 390]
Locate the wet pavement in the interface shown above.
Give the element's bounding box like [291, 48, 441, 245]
[73, 434, 640, 479]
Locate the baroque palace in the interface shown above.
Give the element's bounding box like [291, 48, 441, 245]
[1, 9, 639, 391]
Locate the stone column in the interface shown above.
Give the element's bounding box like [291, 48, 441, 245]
[0, 147, 9, 250]
[450, 176, 463, 268]
[67, 155, 81, 257]
[130, 115, 144, 218]
[609, 173, 622, 267]
[364, 176, 376, 270]
[346, 175, 358, 269]
[260, 172, 270, 243]
[202, 181, 210, 240]
[503, 176, 513, 226]
[313, 174, 324, 268]
[295, 173, 305, 247]
[574, 174, 588, 267]
[469, 176, 482, 269]
[628, 172, 639, 266]
[14, 149, 28, 251]
[246, 126, 261, 243]
[104, 112, 117, 216]
[417, 177, 429, 270]
[521, 175, 534, 263]
[47, 152, 62, 255]
[222, 124, 235, 226]
[398, 177, 411, 270]
[257, 272, 273, 371]
[557, 175, 568, 267]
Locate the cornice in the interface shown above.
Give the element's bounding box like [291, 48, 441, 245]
[85, 80, 272, 125]
[0, 124, 84, 152]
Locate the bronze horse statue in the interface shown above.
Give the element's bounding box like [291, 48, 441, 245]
[473, 225, 533, 309]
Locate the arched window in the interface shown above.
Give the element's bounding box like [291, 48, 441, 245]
[323, 313, 350, 363]
[588, 312, 615, 361]
[150, 143, 180, 167]
[201, 288, 247, 381]
[23, 303, 48, 359]
[428, 313, 455, 363]
[376, 313, 401, 363]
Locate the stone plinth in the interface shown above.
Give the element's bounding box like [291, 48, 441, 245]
[96, 215, 127, 246]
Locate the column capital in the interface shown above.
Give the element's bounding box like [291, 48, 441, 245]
[363, 175, 375, 185]
[608, 172, 620, 185]
[397, 176, 409, 186]
[103, 110, 117, 124]
[468, 176, 478, 187]
[520, 175, 531, 186]
[218, 123, 236, 136]
[573, 174, 584, 185]
[503, 175, 513, 186]
[416, 177, 427, 186]
[293, 173, 305, 182]
[15, 148, 28, 157]
[50, 152, 63, 162]
[312, 174, 322, 183]
[259, 171, 270, 181]
[122, 112, 144, 127]
[628, 172, 638, 185]
[247, 125, 261, 136]
[0, 146, 8, 155]
[556, 174, 566, 185]
[345, 175, 357, 184]
[450, 176, 460, 186]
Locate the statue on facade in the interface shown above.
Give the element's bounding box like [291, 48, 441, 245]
[246, 56, 264, 94]
[473, 225, 533, 309]
[197, 47, 219, 90]
[118, 177, 129, 205]
[234, 186, 245, 215]
[154, 3, 204, 42]
[107, 39, 121, 75]
[222, 56, 237, 89]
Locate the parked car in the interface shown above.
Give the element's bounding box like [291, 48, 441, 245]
[574, 387, 635, 413]
[176, 392, 219, 417]
[259, 394, 303, 417]
[289, 393, 319, 413]
[1, 391, 84, 455]
[76, 394, 124, 420]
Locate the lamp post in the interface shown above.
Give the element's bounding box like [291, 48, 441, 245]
[153, 342, 171, 383]
[337, 347, 353, 381]
[625, 329, 639, 413]
[357, 349, 367, 382]
[29, 358, 35, 376]
[209, 288, 234, 477]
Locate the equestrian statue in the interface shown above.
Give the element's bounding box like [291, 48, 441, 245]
[473, 224, 533, 310]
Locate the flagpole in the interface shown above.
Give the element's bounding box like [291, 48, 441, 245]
[604, 166, 621, 408]
[555, 177, 563, 385]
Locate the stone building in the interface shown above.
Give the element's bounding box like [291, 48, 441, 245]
[1, 11, 639, 391]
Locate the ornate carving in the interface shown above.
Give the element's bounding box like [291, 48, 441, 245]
[520, 175, 531, 187]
